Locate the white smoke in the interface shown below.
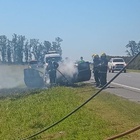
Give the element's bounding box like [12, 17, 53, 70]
[57, 60, 78, 81]
[0, 65, 25, 89]
[0, 60, 79, 89]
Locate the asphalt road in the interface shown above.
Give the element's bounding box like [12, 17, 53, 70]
[105, 72, 140, 103]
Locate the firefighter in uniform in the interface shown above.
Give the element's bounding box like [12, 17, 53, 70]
[47, 60, 59, 86]
[98, 53, 108, 88]
[92, 54, 100, 87]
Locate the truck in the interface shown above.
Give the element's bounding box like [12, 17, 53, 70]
[44, 51, 62, 72]
[108, 57, 126, 73]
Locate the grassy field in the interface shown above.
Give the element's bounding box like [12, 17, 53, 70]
[127, 69, 140, 73]
[0, 84, 140, 140]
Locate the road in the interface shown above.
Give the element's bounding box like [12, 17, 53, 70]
[105, 72, 140, 103]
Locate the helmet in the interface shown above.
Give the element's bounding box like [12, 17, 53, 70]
[94, 54, 99, 58]
[101, 53, 106, 57]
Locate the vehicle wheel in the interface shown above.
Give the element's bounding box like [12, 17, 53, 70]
[124, 70, 126, 73]
[112, 70, 114, 73]
[109, 69, 111, 73]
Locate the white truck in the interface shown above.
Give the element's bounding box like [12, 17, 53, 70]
[44, 51, 62, 67]
[108, 57, 126, 73]
[44, 51, 62, 74]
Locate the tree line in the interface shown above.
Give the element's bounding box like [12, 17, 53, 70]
[0, 34, 140, 69]
[0, 34, 63, 64]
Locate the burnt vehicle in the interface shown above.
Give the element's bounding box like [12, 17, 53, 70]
[24, 61, 91, 88]
[55, 61, 91, 86]
[77, 61, 91, 82]
[24, 68, 44, 88]
[24, 52, 91, 88]
[28, 60, 38, 69]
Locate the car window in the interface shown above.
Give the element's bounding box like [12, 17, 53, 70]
[46, 57, 61, 63]
[113, 59, 124, 62]
[29, 61, 38, 65]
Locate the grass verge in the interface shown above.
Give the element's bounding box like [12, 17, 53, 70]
[127, 69, 140, 73]
[0, 84, 140, 140]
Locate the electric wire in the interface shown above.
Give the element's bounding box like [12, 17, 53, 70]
[21, 52, 140, 140]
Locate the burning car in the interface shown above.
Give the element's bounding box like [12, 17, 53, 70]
[24, 52, 91, 88]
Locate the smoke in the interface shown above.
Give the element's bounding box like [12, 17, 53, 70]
[0, 65, 25, 89]
[0, 60, 78, 89]
[57, 60, 78, 81]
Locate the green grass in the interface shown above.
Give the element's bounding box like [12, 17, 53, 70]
[0, 84, 140, 140]
[127, 69, 140, 73]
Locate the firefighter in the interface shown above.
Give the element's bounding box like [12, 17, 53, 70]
[52, 60, 59, 71]
[47, 60, 59, 86]
[98, 53, 108, 88]
[92, 54, 100, 87]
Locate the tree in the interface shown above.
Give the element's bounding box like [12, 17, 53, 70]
[24, 40, 30, 63]
[51, 37, 63, 55]
[137, 41, 140, 53]
[55, 37, 63, 45]
[125, 41, 140, 56]
[7, 40, 12, 63]
[0, 35, 7, 63]
[0, 34, 63, 64]
[44, 41, 51, 53]
[30, 39, 44, 61]
[52, 41, 57, 51]
[125, 40, 140, 69]
[12, 34, 17, 63]
[17, 35, 25, 64]
[11, 34, 25, 64]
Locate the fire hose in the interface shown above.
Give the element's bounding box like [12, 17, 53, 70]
[56, 68, 90, 85]
[106, 125, 140, 140]
[56, 69, 72, 85]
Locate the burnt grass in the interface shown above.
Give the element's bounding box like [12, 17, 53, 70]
[0, 87, 43, 100]
[0, 82, 86, 99]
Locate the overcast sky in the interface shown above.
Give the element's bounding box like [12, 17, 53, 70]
[1, 0, 140, 61]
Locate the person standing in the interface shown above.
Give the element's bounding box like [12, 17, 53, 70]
[47, 60, 59, 86]
[79, 56, 85, 63]
[92, 54, 100, 87]
[98, 53, 108, 88]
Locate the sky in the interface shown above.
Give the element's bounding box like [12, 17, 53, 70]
[0, 0, 140, 61]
